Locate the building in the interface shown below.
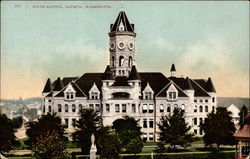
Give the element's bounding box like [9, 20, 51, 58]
[42, 11, 217, 141]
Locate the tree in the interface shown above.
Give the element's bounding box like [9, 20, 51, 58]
[239, 105, 248, 126]
[26, 113, 67, 159]
[200, 107, 236, 149]
[73, 108, 121, 158]
[0, 114, 22, 154]
[158, 107, 193, 150]
[112, 116, 143, 154]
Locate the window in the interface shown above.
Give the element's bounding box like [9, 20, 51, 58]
[212, 97, 215, 103]
[212, 106, 215, 111]
[91, 92, 98, 100]
[149, 133, 154, 141]
[115, 104, 120, 112]
[122, 104, 126, 113]
[149, 119, 154, 128]
[106, 82, 109, 87]
[48, 105, 51, 113]
[48, 100, 52, 102]
[95, 104, 100, 112]
[132, 104, 136, 113]
[194, 106, 197, 112]
[132, 82, 135, 87]
[112, 56, 115, 67]
[89, 104, 94, 109]
[169, 92, 177, 99]
[194, 129, 197, 135]
[199, 106, 203, 112]
[72, 118, 76, 127]
[66, 92, 74, 100]
[106, 104, 110, 112]
[160, 104, 164, 113]
[43, 106, 45, 113]
[65, 104, 68, 112]
[79, 104, 83, 111]
[200, 129, 203, 135]
[194, 118, 197, 125]
[199, 99, 203, 103]
[72, 104, 76, 112]
[167, 106, 171, 112]
[145, 92, 152, 99]
[128, 56, 133, 67]
[205, 106, 208, 112]
[58, 104, 62, 112]
[119, 56, 124, 67]
[143, 119, 147, 128]
[205, 99, 208, 103]
[194, 100, 197, 102]
[65, 118, 69, 128]
[149, 104, 154, 113]
[143, 133, 147, 142]
[142, 104, 147, 113]
[181, 104, 185, 112]
[199, 118, 203, 125]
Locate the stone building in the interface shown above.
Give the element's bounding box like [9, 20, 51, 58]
[42, 11, 217, 141]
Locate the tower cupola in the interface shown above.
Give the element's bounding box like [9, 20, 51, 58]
[170, 64, 176, 77]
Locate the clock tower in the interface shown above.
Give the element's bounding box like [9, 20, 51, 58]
[109, 11, 136, 77]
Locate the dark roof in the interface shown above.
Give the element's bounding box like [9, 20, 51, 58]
[128, 65, 140, 80]
[45, 92, 53, 97]
[42, 78, 53, 93]
[55, 82, 86, 97]
[111, 76, 131, 87]
[156, 82, 188, 97]
[184, 77, 194, 90]
[75, 73, 103, 96]
[53, 77, 64, 91]
[234, 113, 250, 140]
[205, 77, 216, 93]
[62, 77, 78, 86]
[170, 64, 176, 72]
[110, 11, 134, 32]
[139, 73, 169, 96]
[102, 65, 114, 80]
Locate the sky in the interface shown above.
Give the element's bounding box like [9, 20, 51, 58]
[1, 1, 249, 99]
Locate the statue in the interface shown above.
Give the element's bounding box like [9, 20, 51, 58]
[90, 133, 97, 159]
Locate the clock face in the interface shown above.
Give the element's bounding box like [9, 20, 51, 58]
[117, 42, 125, 50]
[128, 42, 134, 50]
[109, 42, 115, 50]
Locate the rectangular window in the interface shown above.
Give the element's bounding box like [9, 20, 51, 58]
[169, 92, 177, 99]
[65, 118, 69, 128]
[149, 119, 154, 128]
[91, 92, 98, 100]
[95, 104, 100, 112]
[212, 97, 215, 103]
[132, 104, 136, 113]
[194, 118, 197, 125]
[149, 104, 154, 113]
[143, 133, 147, 141]
[89, 104, 94, 109]
[205, 99, 208, 102]
[149, 133, 154, 141]
[106, 104, 110, 112]
[72, 105, 76, 112]
[200, 99, 203, 103]
[194, 100, 197, 102]
[173, 92, 176, 99]
[72, 118, 76, 127]
[66, 94, 70, 99]
[194, 129, 197, 135]
[143, 119, 147, 128]
[115, 104, 120, 113]
[122, 104, 126, 113]
[200, 129, 203, 135]
[145, 92, 152, 99]
[142, 104, 147, 113]
[199, 118, 203, 125]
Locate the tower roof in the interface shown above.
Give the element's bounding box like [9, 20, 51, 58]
[170, 64, 176, 72]
[128, 65, 140, 80]
[205, 77, 216, 93]
[42, 78, 53, 93]
[110, 11, 134, 32]
[53, 77, 64, 91]
[184, 77, 194, 90]
[102, 65, 114, 80]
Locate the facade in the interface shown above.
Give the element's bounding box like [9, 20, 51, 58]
[42, 11, 217, 141]
[227, 104, 240, 125]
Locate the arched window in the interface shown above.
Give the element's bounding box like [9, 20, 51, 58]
[167, 106, 171, 112]
[174, 104, 178, 108]
[72, 104, 76, 112]
[119, 56, 124, 67]
[112, 56, 115, 67]
[128, 56, 133, 67]
[205, 106, 208, 112]
[48, 105, 51, 113]
[65, 104, 68, 112]
[181, 104, 185, 112]
[199, 106, 203, 112]
[79, 104, 83, 111]
[194, 106, 197, 112]
[43, 105, 45, 113]
[160, 104, 164, 113]
[58, 104, 62, 112]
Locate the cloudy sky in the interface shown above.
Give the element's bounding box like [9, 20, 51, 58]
[1, 1, 249, 99]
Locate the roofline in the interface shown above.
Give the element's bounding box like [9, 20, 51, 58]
[190, 79, 211, 97]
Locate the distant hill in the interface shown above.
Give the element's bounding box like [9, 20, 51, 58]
[217, 97, 250, 109]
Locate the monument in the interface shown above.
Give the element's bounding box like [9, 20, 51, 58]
[90, 134, 97, 159]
